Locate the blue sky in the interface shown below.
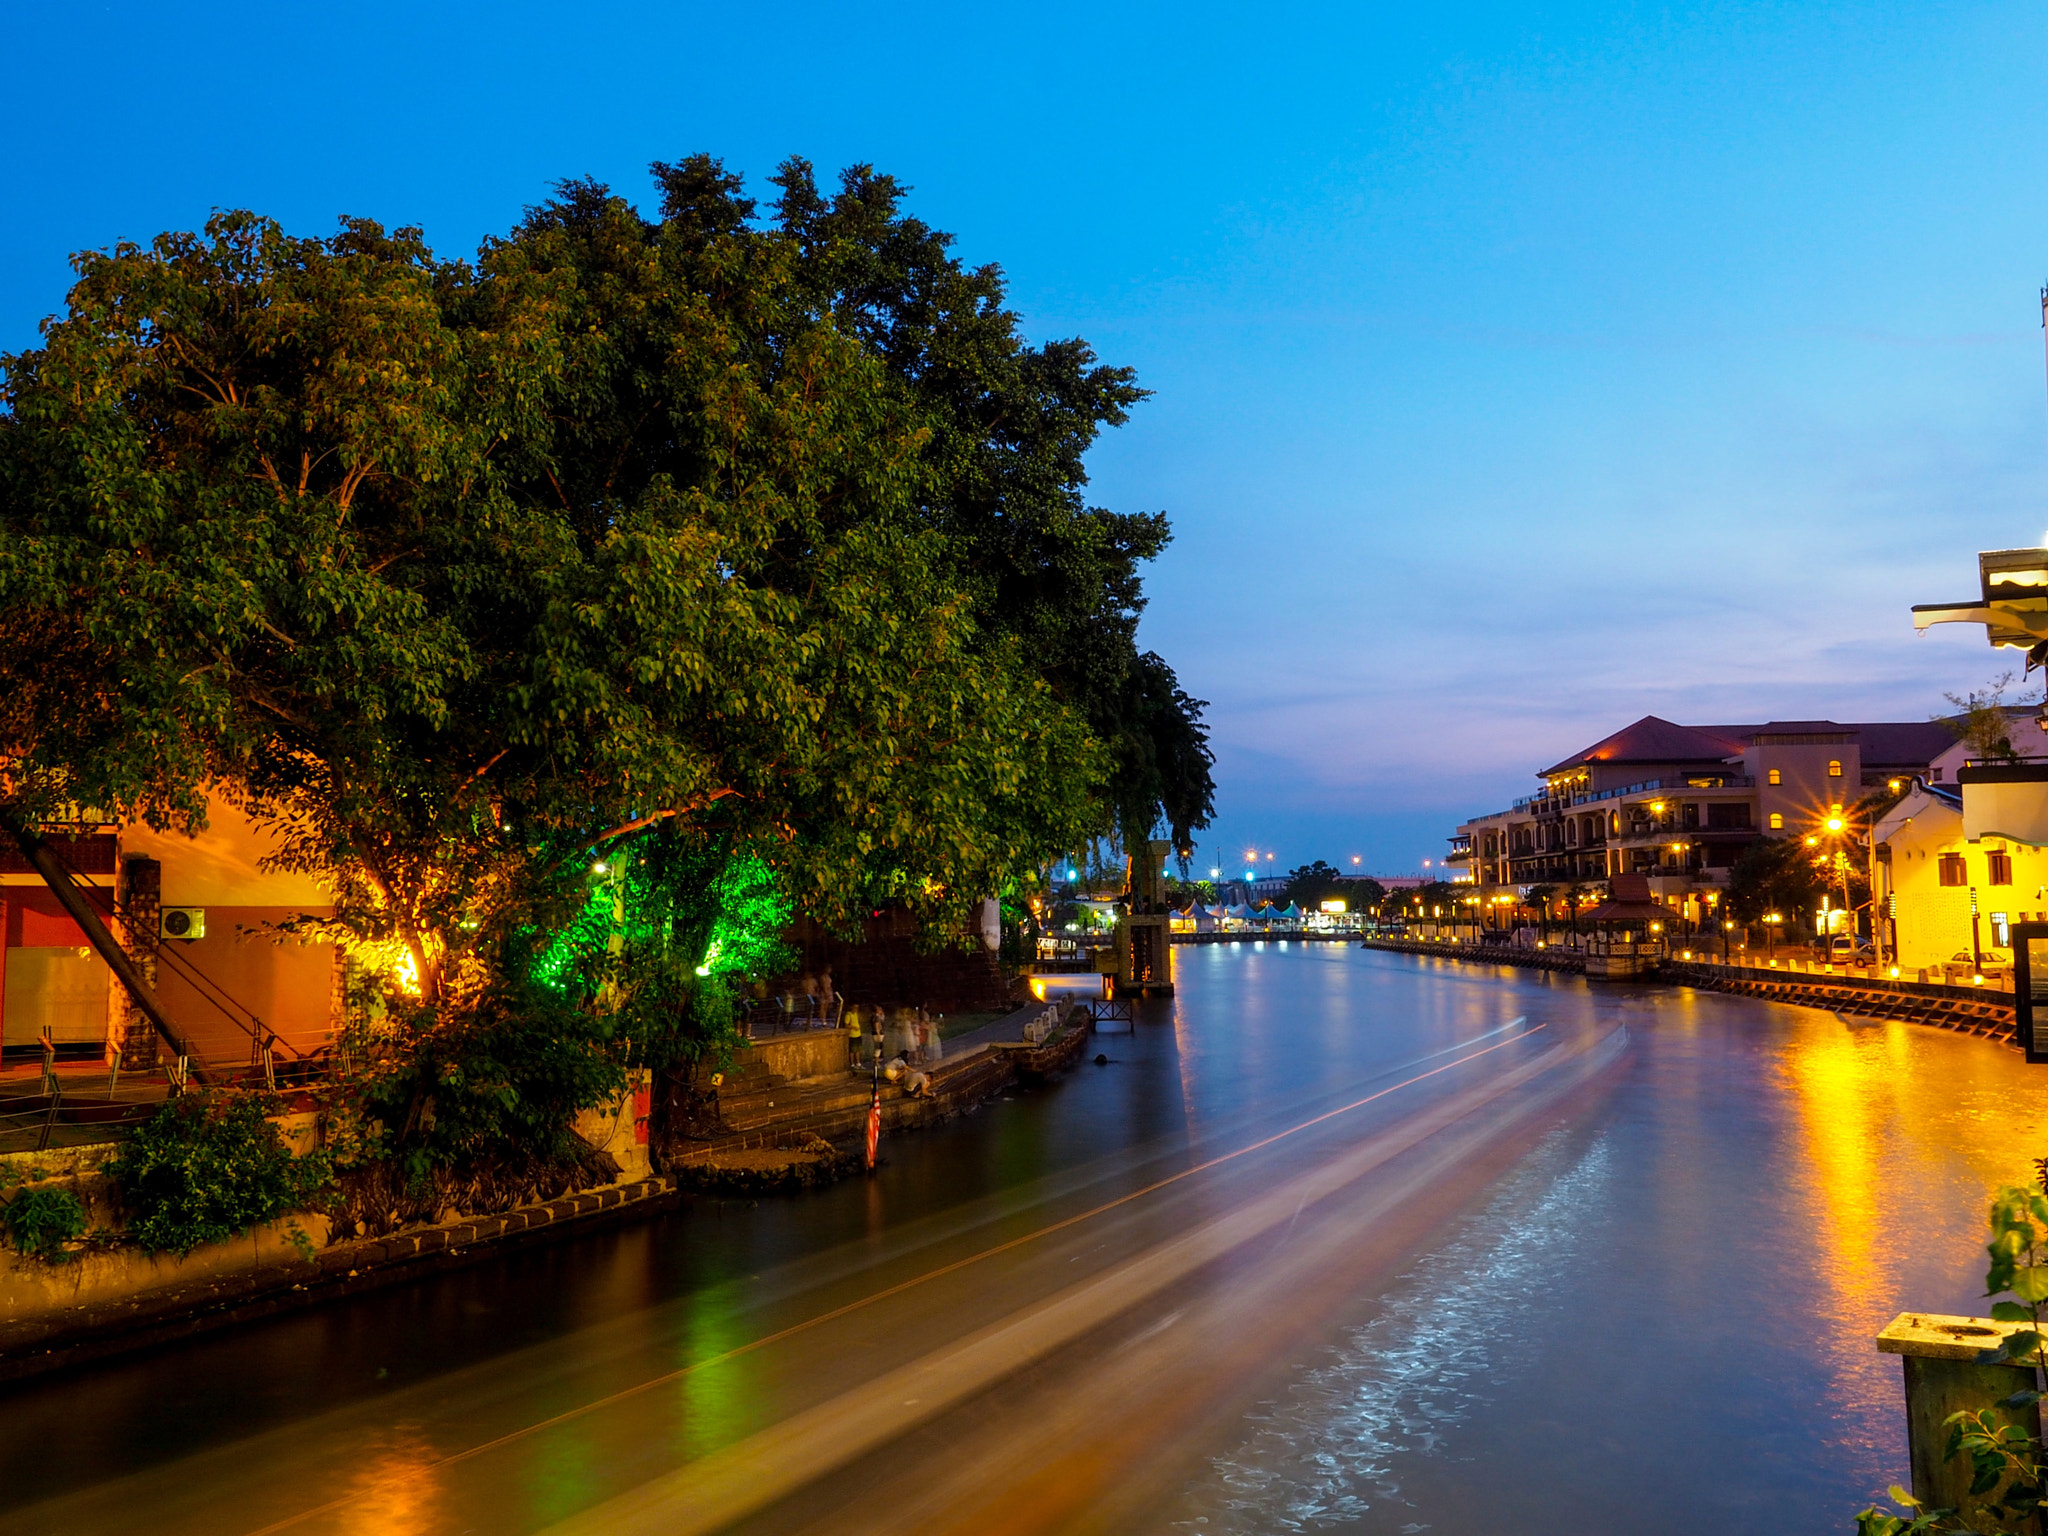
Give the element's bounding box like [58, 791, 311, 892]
[6, 1, 2047, 876]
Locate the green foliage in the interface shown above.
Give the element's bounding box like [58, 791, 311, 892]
[1939, 675, 2030, 763]
[109, 1092, 332, 1255]
[0, 165, 1201, 1218]
[1389, 880, 1468, 916]
[0, 179, 1117, 985]
[756, 156, 1214, 849]
[354, 976, 626, 1183]
[1725, 836, 1829, 927]
[1854, 1185, 2048, 1534]
[698, 850, 795, 981]
[3, 1186, 86, 1263]
[528, 832, 787, 1070]
[1281, 863, 1385, 912]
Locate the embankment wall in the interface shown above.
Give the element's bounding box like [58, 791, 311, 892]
[1360, 939, 2018, 1041]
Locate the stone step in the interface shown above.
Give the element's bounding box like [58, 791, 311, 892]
[722, 1089, 883, 1135]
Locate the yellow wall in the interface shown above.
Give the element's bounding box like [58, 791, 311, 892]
[1885, 810, 2048, 972]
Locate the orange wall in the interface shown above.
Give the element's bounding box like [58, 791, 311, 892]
[153, 907, 336, 1059]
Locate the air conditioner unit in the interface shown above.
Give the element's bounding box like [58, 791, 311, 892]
[160, 907, 205, 941]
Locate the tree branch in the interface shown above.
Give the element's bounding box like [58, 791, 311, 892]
[590, 789, 739, 847]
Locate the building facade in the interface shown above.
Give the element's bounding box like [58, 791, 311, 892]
[1, 799, 340, 1068]
[1451, 715, 1955, 930]
[1872, 763, 2048, 976]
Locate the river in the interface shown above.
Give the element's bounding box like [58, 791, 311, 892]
[4, 942, 2044, 1535]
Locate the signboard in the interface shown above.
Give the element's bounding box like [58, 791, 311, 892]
[1319, 899, 1347, 914]
[2010, 920, 2048, 1065]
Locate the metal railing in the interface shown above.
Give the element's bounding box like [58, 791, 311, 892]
[1511, 776, 1757, 813]
[37, 855, 333, 1086]
[739, 992, 842, 1040]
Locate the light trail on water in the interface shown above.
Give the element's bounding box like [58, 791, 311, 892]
[14, 947, 2020, 1536]
[243, 1018, 1552, 1536]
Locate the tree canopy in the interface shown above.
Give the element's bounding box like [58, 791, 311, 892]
[0, 158, 1206, 1011]
[1724, 837, 1828, 926]
[1281, 861, 1384, 911]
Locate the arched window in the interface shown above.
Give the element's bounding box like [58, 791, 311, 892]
[1828, 760, 1842, 778]
[1769, 813, 1784, 830]
[1768, 769, 1781, 785]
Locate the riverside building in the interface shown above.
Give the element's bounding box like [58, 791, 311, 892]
[1450, 715, 1955, 931]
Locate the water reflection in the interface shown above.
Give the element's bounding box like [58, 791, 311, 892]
[4, 950, 2045, 1536]
[1165, 973, 2048, 1535]
[336, 1425, 445, 1536]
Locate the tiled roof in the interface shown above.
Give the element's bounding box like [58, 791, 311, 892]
[1854, 721, 1958, 766]
[1540, 716, 1750, 778]
[1540, 715, 1958, 779]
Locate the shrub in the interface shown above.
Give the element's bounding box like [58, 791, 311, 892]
[108, 1091, 331, 1255]
[3, 1186, 86, 1263]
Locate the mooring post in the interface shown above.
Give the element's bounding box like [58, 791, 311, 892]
[1879, 1312, 2044, 1528]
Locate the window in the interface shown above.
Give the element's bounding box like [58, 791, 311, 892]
[1768, 813, 1784, 830]
[1707, 803, 1751, 829]
[1993, 912, 2011, 948]
[1990, 850, 2013, 885]
[1939, 853, 1967, 887]
[1931, 767, 1943, 781]
[1828, 759, 1842, 778]
[1768, 769, 1782, 786]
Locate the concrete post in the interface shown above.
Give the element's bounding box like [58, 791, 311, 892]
[1879, 1312, 2043, 1529]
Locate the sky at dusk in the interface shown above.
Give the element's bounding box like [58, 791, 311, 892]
[6, 1, 2048, 878]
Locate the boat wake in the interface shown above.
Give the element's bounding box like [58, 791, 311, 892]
[1180, 1126, 1615, 1533]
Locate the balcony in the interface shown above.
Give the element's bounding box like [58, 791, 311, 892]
[1512, 775, 1755, 813]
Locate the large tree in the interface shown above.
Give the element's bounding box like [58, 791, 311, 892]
[0, 197, 1100, 1012]
[690, 155, 1216, 850]
[1724, 837, 1828, 928]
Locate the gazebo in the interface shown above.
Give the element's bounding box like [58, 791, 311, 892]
[1580, 873, 1673, 980]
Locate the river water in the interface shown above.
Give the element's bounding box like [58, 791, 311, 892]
[4, 943, 2044, 1535]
